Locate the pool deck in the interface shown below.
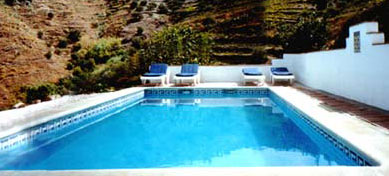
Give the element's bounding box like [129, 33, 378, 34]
[1, 83, 389, 176]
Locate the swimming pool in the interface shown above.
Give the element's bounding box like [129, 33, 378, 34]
[0, 88, 376, 170]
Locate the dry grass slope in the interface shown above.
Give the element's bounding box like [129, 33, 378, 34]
[0, 0, 105, 109]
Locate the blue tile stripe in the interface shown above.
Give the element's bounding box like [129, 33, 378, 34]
[145, 88, 269, 97]
[269, 91, 376, 166]
[0, 91, 144, 151]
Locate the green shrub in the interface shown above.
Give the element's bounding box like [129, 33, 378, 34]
[252, 47, 266, 59]
[135, 6, 143, 12]
[71, 43, 82, 53]
[83, 38, 127, 64]
[157, 4, 168, 14]
[136, 27, 144, 36]
[23, 83, 59, 103]
[66, 62, 74, 70]
[139, 0, 147, 6]
[276, 15, 328, 53]
[61, 37, 140, 94]
[130, 1, 138, 9]
[131, 36, 144, 49]
[57, 39, 68, 48]
[147, 2, 157, 11]
[165, 0, 185, 12]
[37, 31, 44, 39]
[202, 17, 216, 29]
[5, 0, 16, 6]
[140, 25, 214, 66]
[67, 30, 81, 43]
[44, 51, 52, 59]
[127, 13, 143, 23]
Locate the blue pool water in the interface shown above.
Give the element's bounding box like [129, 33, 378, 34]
[0, 96, 357, 170]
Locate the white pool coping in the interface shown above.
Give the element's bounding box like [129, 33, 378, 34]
[0, 87, 145, 139]
[1, 84, 389, 176]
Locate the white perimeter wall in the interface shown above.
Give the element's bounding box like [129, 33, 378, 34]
[168, 65, 272, 83]
[273, 22, 389, 111]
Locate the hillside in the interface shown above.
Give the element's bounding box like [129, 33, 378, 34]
[0, 0, 106, 109]
[0, 0, 388, 109]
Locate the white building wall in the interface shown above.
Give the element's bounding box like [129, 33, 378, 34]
[274, 22, 389, 110]
[168, 65, 272, 83]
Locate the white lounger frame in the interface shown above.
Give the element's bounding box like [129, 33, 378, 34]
[140, 68, 170, 86]
[243, 74, 266, 86]
[174, 70, 201, 85]
[271, 74, 295, 85]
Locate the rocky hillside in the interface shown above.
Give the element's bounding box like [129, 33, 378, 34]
[0, 0, 105, 109]
[0, 0, 388, 109]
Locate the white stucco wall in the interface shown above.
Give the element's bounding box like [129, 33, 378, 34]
[168, 65, 272, 83]
[273, 22, 389, 110]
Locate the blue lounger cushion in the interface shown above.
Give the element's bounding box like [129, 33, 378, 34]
[242, 68, 263, 76]
[142, 73, 165, 77]
[176, 64, 199, 77]
[143, 63, 168, 77]
[176, 73, 197, 77]
[271, 67, 293, 76]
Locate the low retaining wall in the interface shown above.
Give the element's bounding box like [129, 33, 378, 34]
[273, 22, 389, 111]
[168, 65, 272, 83]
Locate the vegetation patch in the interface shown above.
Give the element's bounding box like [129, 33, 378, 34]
[22, 83, 60, 103]
[60, 38, 140, 94]
[140, 25, 214, 66]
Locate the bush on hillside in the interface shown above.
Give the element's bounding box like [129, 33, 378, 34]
[61, 37, 140, 93]
[67, 30, 81, 43]
[5, 0, 31, 6]
[147, 2, 157, 11]
[78, 38, 127, 65]
[37, 31, 44, 39]
[130, 1, 138, 9]
[135, 6, 143, 12]
[157, 4, 168, 14]
[127, 13, 143, 23]
[23, 83, 59, 103]
[136, 27, 144, 36]
[202, 17, 216, 29]
[276, 16, 328, 53]
[44, 51, 52, 59]
[139, 0, 147, 6]
[57, 39, 68, 48]
[140, 25, 213, 66]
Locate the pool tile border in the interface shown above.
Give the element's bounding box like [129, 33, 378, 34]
[0, 91, 144, 151]
[144, 88, 269, 97]
[269, 91, 377, 166]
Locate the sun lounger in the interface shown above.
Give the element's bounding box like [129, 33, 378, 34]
[174, 64, 200, 85]
[140, 63, 169, 85]
[242, 68, 266, 86]
[270, 67, 295, 85]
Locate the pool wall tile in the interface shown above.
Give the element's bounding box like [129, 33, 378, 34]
[0, 91, 144, 152]
[269, 90, 377, 166]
